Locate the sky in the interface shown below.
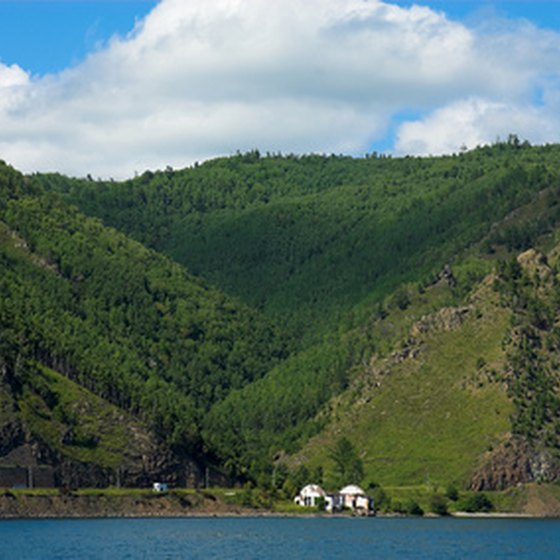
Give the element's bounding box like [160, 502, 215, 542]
[1, 1, 560, 178]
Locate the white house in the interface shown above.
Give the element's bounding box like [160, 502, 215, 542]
[295, 483, 374, 514]
[294, 484, 326, 507]
[339, 484, 373, 513]
[153, 482, 169, 492]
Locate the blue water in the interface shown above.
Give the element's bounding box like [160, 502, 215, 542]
[1, 517, 559, 559]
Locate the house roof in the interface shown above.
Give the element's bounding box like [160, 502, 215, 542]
[339, 484, 365, 495]
[299, 484, 326, 497]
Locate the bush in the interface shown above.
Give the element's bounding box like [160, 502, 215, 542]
[429, 493, 448, 515]
[460, 493, 493, 513]
[406, 500, 424, 516]
[391, 500, 405, 514]
[445, 484, 459, 502]
[370, 486, 389, 512]
[392, 287, 411, 311]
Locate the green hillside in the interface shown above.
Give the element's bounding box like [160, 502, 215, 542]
[3, 140, 560, 492]
[38, 140, 560, 342]
[290, 276, 514, 488]
[0, 161, 286, 481]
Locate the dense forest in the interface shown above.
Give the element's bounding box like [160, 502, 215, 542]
[0, 162, 286, 463]
[38, 140, 560, 340]
[3, 138, 560, 490]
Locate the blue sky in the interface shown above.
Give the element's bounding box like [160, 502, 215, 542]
[394, 1, 560, 29]
[0, 0, 560, 177]
[0, 1, 157, 75]
[1, 1, 558, 75]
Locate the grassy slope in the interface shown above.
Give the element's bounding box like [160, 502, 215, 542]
[17, 365, 135, 469]
[292, 280, 514, 488]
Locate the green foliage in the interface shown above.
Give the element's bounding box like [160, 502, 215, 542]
[370, 486, 390, 512]
[429, 493, 448, 515]
[328, 437, 364, 487]
[445, 484, 459, 502]
[405, 499, 424, 516]
[38, 145, 560, 344]
[459, 493, 493, 513]
[391, 287, 411, 311]
[494, 253, 560, 448]
[202, 338, 355, 478]
[295, 283, 514, 487]
[4, 139, 560, 488]
[0, 162, 286, 459]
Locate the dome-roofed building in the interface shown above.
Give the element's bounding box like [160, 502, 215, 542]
[340, 484, 365, 497]
[294, 483, 374, 514]
[339, 484, 372, 512]
[294, 484, 326, 507]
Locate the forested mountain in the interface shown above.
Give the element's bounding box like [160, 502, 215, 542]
[38, 141, 560, 342]
[4, 139, 560, 492]
[0, 161, 286, 485]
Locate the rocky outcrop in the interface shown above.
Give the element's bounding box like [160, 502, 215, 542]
[470, 438, 560, 491]
[410, 306, 471, 338]
[0, 376, 221, 490]
[517, 248, 551, 276]
[0, 490, 252, 518]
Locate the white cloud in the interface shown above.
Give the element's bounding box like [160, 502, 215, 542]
[0, 62, 30, 112]
[395, 97, 560, 155]
[0, 0, 560, 177]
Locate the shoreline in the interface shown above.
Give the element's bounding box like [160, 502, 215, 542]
[2, 487, 559, 520]
[0, 509, 552, 521]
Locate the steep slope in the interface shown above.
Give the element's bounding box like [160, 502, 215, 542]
[38, 141, 560, 342]
[0, 359, 181, 488]
[33, 141, 560, 487]
[0, 161, 287, 480]
[5, 141, 560, 491]
[289, 276, 513, 487]
[288, 244, 560, 490]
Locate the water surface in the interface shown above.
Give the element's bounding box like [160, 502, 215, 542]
[1, 516, 559, 559]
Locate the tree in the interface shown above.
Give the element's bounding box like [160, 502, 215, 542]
[328, 437, 364, 486]
[429, 493, 448, 515]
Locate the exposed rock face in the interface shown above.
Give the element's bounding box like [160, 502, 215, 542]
[410, 306, 471, 338]
[0, 377, 217, 489]
[517, 249, 553, 285]
[435, 264, 457, 287]
[470, 438, 560, 491]
[0, 433, 211, 489]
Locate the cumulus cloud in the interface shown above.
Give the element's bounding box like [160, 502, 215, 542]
[395, 19, 560, 155]
[0, 62, 30, 111]
[396, 96, 560, 156]
[0, 0, 560, 177]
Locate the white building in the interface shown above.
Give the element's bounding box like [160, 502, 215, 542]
[295, 483, 374, 514]
[294, 484, 326, 507]
[339, 484, 373, 513]
[153, 482, 169, 492]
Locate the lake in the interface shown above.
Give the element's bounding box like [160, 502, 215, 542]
[1, 516, 559, 559]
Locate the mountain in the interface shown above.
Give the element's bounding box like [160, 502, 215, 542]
[287, 243, 560, 494]
[37, 141, 560, 343]
[0, 161, 286, 486]
[3, 138, 560, 493]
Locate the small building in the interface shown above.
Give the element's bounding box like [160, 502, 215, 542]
[294, 484, 326, 507]
[295, 483, 374, 514]
[339, 484, 373, 514]
[152, 482, 169, 492]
